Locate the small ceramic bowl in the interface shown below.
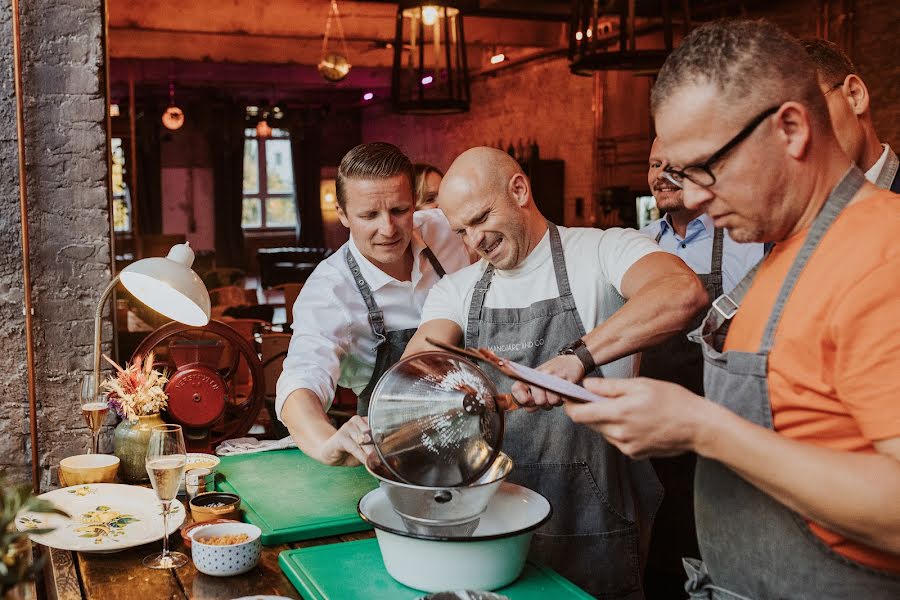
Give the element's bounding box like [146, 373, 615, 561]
[180, 518, 240, 549]
[189, 522, 262, 577]
[58, 454, 119, 487]
[181, 453, 220, 493]
[189, 492, 241, 523]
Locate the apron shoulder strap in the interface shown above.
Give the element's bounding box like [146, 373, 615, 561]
[710, 227, 725, 274]
[345, 247, 386, 338]
[875, 144, 899, 190]
[547, 222, 575, 298]
[757, 167, 865, 352]
[420, 245, 446, 278]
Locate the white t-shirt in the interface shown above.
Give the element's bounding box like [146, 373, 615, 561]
[420, 226, 662, 378]
[275, 209, 470, 418]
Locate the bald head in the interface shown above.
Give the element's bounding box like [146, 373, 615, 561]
[438, 146, 547, 270]
[441, 147, 524, 200]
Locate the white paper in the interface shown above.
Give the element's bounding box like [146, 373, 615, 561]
[503, 360, 605, 403]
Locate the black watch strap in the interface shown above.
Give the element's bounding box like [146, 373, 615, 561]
[559, 339, 596, 375]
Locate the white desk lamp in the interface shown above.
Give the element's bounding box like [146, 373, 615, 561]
[92, 242, 211, 400]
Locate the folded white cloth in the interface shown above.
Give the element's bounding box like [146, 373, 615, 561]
[215, 436, 297, 456]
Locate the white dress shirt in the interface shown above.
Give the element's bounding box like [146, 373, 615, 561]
[275, 209, 470, 418]
[865, 144, 890, 184]
[640, 213, 764, 294]
[420, 226, 662, 378]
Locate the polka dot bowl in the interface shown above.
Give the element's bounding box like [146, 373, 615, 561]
[189, 522, 262, 577]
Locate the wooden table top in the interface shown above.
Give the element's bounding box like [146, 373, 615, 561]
[43, 504, 374, 600]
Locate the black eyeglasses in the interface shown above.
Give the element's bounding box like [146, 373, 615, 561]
[823, 81, 843, 96]
[663, 105, 780, 188]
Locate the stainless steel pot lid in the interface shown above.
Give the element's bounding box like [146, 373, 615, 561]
[367, 352, 504, 487]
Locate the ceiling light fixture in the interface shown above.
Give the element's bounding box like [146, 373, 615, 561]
[318, 0, 352, 82]
[391, 1, 470, 114]
[363, 92, 374, 101]
[490, 53, 505, 65]
[161, 80, 185, 130]
[569, 0, 690, 75]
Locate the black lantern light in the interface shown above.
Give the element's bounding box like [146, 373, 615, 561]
[391, 1, 471, 114]
[568, 0, 685, 75]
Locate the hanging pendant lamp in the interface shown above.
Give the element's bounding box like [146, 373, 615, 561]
[319, 0, 352, 82]
[391, 1, 470, 115]
[161, 80, 185, 130]
[568, 0, 685, 75]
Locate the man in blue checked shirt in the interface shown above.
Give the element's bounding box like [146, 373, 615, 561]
[638, 136, 763, 599]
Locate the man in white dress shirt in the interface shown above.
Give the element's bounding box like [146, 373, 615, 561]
[276, 143, 469, 466]
[403, 147, 707, 597]
[802, 38, 899, 191]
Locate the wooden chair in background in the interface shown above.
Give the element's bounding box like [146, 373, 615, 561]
[273, 283, 303, 326]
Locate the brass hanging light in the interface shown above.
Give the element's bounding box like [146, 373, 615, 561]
[391, 1, 471, 114]
[568, 0, 686, 75]
[319, 0, 352, 82]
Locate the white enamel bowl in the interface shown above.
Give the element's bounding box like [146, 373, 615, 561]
[358, 483, 551, 592]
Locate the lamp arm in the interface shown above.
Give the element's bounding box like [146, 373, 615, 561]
[93, 275, 121, 401]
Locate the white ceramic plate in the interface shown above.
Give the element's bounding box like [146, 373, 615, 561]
[16, 483, 186, 553]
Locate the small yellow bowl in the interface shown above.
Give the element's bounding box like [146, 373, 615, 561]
[189, 492, 242, 523]
[58, 454, 120, 487]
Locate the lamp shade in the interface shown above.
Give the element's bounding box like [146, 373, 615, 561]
[119, 243, 211, 327]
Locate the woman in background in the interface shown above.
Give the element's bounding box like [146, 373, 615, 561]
[413, 163, 444, 210]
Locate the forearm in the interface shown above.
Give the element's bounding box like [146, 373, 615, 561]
[281, 388, 338, 457]
[696, 402, 900, 553]
[403, 319, 463, 358]
[585, 272, 706, 366]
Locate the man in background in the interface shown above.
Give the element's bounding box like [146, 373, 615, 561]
[638, 136, 763, 598]
[802, 38, 898, 191]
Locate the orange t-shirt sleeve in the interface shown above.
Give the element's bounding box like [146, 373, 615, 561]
[830, 254, 900, 442]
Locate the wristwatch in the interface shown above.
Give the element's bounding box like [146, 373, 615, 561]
[558, 338, 597, 375]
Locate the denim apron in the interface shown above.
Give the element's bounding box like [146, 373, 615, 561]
[346, 246, 445, 416]
[639, 227, 723, 596]
[685, 167, 900, 599]
[465, 223, 663, 598]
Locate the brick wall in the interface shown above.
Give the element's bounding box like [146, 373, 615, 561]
[0, 0, 109, 486]
[362, 55, 595, 226]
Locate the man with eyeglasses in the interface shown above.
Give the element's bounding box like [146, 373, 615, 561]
[638, 136, 763, 599]
[802, 38, 898, 192]
[563, 19, 900, 599]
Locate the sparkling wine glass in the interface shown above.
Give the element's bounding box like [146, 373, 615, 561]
[143, 424, 188, 569]
[80, 374, 108, 454]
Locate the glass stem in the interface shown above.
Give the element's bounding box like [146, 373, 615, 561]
[91, 431, 99, 455]
[160, 501, 170, 558]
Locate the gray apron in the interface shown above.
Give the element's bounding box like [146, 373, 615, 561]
[874, 144, 898, 192]
[465, 223, 663, 599]
[686, 167, 900, 599]
[640, 227, 723, 597]
[346, 246, 445, 416]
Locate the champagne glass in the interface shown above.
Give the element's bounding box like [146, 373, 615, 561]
[80, 374, 108, 454]
[143, 424, 188, 569]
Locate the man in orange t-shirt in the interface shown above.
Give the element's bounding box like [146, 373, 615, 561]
[562, 19, 900, 599]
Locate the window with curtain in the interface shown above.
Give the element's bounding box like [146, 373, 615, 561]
[242, 128, 298, 229]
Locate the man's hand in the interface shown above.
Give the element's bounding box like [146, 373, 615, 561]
[510, 354, 585, 411]
[563, 377, 716, 459]
[305, 415, 373, 467]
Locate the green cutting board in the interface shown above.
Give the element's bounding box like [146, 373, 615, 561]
[214, 449, 377, 545]
[279, 539, 593, 599]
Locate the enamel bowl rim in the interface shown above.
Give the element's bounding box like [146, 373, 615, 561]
[357, 483, 552, 542]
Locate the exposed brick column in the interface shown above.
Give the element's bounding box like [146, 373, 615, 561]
[0, 0, 110, 487]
